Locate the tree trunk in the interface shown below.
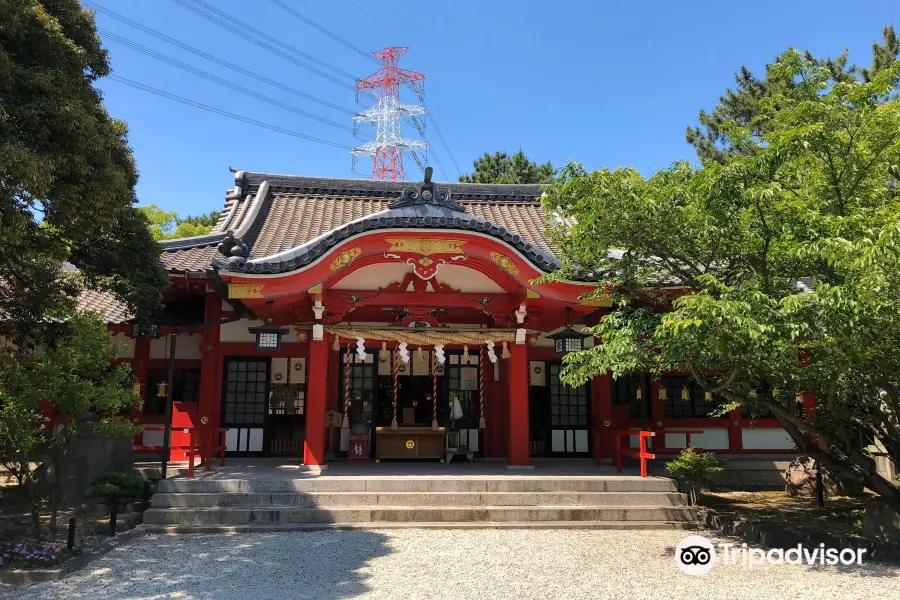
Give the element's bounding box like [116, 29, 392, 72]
[48, 443, 67, 537]
[25, 476, 42, 540]
[773, 410, 900, 509]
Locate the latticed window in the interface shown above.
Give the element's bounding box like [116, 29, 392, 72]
[611, 374, 650, 418]
[740, 388, 805, 418]
[549, 364, 589, 427]
[144, 369, 201, 414]
[222, 359, 268, 426]
[340, 351, 375, 426]
[662, 376, 727, 418]
[268, 384, 304, 415]
[447, 352, 479, 428]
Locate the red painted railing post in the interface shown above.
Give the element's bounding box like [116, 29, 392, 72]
[639, 433, 648, 477]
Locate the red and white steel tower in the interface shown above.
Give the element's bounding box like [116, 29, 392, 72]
[352, 47, 427, 181]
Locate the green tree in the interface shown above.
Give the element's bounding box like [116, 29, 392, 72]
[686, 26, 899, 164]
[459, 150, 555, 184]
[0, 0, 168, 341]
[0, 312, 140, 537]
[542, 51, 900, 508]
[178, 210, 221, 229]
[139, 205, 220, 240]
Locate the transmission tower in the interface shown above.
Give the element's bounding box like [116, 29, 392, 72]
[351, 47, 427, 181]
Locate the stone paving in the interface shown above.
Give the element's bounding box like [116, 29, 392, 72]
[2, 529, 898, 600]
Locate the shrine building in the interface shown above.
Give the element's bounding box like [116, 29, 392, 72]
[80, 168, 807, 468]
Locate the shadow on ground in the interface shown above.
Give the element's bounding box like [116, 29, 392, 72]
[1, 530, 392, 600]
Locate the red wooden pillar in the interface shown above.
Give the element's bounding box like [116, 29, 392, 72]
[198, 292, 222, 460]
[507, 343, 530, 467]
[304, 333, 329, 467]
[593, 373, 612, 465]
[728, 407, 742, 452]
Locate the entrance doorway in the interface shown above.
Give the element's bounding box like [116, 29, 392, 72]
[221, 358, 269, 455]
[341, 349, 483, 459]
[529, 362, 592, 458]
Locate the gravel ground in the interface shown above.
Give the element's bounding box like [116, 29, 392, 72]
[1, 529, 897, 600]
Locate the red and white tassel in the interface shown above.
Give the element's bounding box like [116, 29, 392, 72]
[342, 345, 351, 429]
[432, 350, 438, 429]
[391, 347, 399, 429]
[479, 349, 486, 429]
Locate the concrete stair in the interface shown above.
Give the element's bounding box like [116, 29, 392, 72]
[143, 475, 697, 532]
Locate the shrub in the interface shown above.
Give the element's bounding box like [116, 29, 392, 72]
[84, 472, 146, 506]
[665, 448, 725, 505]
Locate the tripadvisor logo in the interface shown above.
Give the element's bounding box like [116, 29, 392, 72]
[675, 535, 867, 576]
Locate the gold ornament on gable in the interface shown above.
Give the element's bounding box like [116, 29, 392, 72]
[330, 247, 362, 271]
[228, 283, 265, 299]
[386, 238, 467, 256]
[489, 251, 520, 275]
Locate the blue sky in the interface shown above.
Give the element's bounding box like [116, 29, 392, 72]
[92, 0, 897, 218]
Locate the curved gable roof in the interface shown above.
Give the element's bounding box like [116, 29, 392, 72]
[159, 169, 563, 276]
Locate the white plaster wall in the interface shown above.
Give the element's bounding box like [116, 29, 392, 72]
[629, 428, 654, 449]
[664, 427, 729, 450]
[331, 263, 506, 295]
[114, 333, 135, 359]
[332, 263, 411, 290]
[432, 265, 504, 294]
[142, 427, 165, 447]
[742, 428, 797, 450]
[150, 333, 202, 359]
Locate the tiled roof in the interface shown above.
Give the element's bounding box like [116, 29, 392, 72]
[158, 170, 558, 275]
[75, 289, 132, 323]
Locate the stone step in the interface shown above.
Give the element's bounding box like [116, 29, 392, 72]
[157, 477, 677, 494]
[151, 491, 686, 508]
[142, 505, 698, 525]
[141, 520, 699, 534]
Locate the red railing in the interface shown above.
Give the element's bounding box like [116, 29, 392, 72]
[665, 429, 704, 450]
[612, 430, 656, 477]
[134, 426, 228, 477]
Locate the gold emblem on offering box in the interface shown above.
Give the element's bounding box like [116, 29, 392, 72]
[228, 283, 265, 299]
[386, 238, 467, 256]
[405, 440, 415, 449]
[330, 247, 362, 271]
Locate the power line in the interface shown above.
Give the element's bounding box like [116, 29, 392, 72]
[419, 135, 449, 181]
[422, 102, 462, 179]
[168, 0, 361, 93]
[100, 29, 354, 133]
[343, 0, 392, 34]
[269, 0, 378, 63]
[260, 0, 462, 179]
[107, 75, 355, 151]
[177, 0, 361, 81]
[85, 1, 356, 116]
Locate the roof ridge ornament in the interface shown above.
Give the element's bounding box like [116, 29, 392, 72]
[391, 167, 464, 212]
[217, 230, 249, 268]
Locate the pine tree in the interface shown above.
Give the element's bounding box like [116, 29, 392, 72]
[460, 150, 555, 184]
[686, 26, 899, 164]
